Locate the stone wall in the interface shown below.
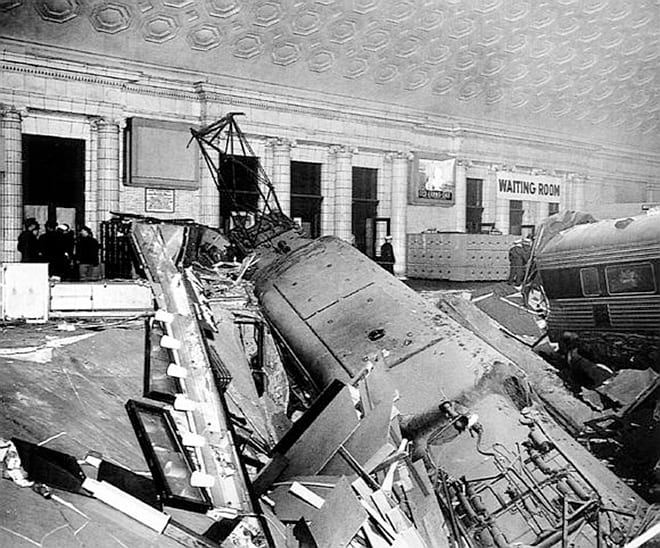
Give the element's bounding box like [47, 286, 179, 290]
[1, 46, 659, 272]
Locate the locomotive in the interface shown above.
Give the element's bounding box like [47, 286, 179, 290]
[185, 113, 651, 547]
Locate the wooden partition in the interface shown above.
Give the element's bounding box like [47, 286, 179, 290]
[407, 233, 518, 281]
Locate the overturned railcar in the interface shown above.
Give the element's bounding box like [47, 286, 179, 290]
[533, 213, 660, 370]
[187, 114, 653, 547]
[251, 232, 498, 419]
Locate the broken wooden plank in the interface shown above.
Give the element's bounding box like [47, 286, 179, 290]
[289, 481, 325, 509]
[275, 383, 360, 480]
[308, 477, 368, 548]
[252, 453, 288, 498]
[386, 506, 412, 534]
[362, 521, 391, 548]
[267, 476, 340, 523]
[320, 397, 395, 477]
[391, 527, 427, 548]
[403, 460, 450, 548]
[596, 368, 659, 415]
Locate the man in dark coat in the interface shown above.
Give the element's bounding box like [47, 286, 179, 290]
[17, 218, 40, 262]
[507, 240, 525, 285]
[380, 235, 395, 275]
[508, 237, 532, 286]
[38, 220, 68, 278]
[76, 226, 101, 281]
[58, 223, 75, 280]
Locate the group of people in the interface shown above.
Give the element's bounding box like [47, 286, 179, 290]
[17, 218, 101, 281]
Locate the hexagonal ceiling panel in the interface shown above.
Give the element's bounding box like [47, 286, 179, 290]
[1, 0, 659, 152]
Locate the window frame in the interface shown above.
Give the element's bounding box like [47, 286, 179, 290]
[579, 267, 601, 297]
[605, 262, 657, 295]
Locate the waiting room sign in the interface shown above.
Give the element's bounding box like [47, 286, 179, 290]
[496, 171, 562, 202]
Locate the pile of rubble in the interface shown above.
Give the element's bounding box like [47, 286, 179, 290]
[2, 218, 659, 548]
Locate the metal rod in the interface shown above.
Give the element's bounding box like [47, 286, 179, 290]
[562, 497, 569, 548]
[438, 469, 459, 548]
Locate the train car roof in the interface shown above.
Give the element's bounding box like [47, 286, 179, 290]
[540, 212, 660, 257]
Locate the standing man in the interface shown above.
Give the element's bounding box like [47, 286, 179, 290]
[76, 226, 101, 281]
[58, 223, 75, 280]
[38, 220, 67, 278]
[507, 240, 524, 286]
[380, 235, 396, 275]
[17, 218, 40, 262]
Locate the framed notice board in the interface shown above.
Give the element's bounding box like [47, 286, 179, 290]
[145, 188, 175, 213]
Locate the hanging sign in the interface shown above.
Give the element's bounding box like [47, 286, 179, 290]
[496, 171, 562, 203]
[410, 157, 455, 205]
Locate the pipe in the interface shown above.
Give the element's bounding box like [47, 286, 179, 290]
[465, 480, 488, 515]
[453, 483, 479, 523]
[624, 522, 660, 548]
[535, 500, 598, 548]
[529, 426, 553, 453]
[489, 522, 511, 548]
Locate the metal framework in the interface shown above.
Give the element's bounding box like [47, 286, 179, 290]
[189, 112, 296, 252]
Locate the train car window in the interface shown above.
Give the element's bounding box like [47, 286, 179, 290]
[540, 269, 583, 299]
[605, 263, 656, 294]
[579, 267, 601, 296]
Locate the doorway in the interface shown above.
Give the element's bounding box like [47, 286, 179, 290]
[509, 200, 524, 235]
[466, 178, 484, 233]
[22, 134, 85, 229]
[352, 167, 379, 257]
[218, 154, 260, 233]
[291, 161, 322, 238]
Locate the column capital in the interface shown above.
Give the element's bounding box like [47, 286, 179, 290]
[333, 145, 356, 158]
[567, 172, 587, 183]
[0, 105, 22, 122]
[91, 116, 123, 131]
[389, 150, 413, 162]
[267, 137, 295, 151]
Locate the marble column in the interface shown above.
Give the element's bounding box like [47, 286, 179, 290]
[272, 139, 291, 216]
[391, 152, 409, 277]
[495, 169, 510, 234]
[536, 201, 548, 223]
[483, 168, 497, 228]
[378, 154, 393, 218]
[561, 174, 572, 211]
[197, 105, 220, 226]
[454, 159, 467, 232]
[198, 149, 220, 226]
[334, 147, 353, 242]
[86, 120, 99, 234]
[321, 146, 337, 236]
[0, 107, 23, 262]
[573, 174, 587, 211]
[646, 183, 656, 203]
[96, 118, 121, 223]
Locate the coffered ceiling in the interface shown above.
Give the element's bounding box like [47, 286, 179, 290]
[1, 0, 659, 152]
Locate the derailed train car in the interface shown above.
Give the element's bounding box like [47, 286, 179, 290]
[525, 212, 660, 371]
[188, 114, 654, 547]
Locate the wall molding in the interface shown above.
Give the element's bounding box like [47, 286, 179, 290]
[2, 44, 660, 179]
